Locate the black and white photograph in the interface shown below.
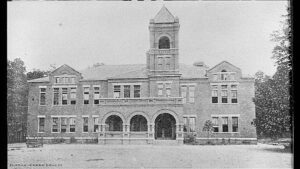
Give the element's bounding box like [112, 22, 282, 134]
[7, 0, 292, 168]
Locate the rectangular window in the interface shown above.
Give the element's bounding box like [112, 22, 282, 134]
[40, 88, 46, 105]
[165, 83, 171, 97]
[222, 117, 228, 132]
[52, 117, 59, 133]
[55, 77, 60, 83]
[124, 85, 131, 98]
[211, 85, 218, 103]
[232, 117, 238, 132]
[158, 57, 163, 70]
[189, 86, 195, 103]
[38, 117, 45, 132]
[230, 74, 235, 81]
[83, 117, 89, 132]
[221, 90, 228, 103]
[83, 87, 89, 104]
[53, 88, 60, 105]
[213, 74, 218, 81]
[134, 85, 141, 98]
[189, 117, 196, 132]
[165, 57, 171, 70]
[221, 73, 228, 80]
[183, 117, 188, 132]
[158, 83, 163, 97]
[61, 117, 67, 133]
[181, 86, 187, 103]
[62, 88, 68, 105]
[113, 85, 121, 98]
[69, 118, 76, 133]
[231, 90, 238, 103]
[212, 117, 219, 132]
[71, 77, 75, 83]
[70, 87, 77, 105]
[93, 117, 99, 132]
[94, 87, 100, 104]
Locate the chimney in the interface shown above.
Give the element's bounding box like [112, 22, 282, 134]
[193, 61, 205, 67]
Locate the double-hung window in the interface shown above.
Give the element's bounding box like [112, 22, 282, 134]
[83, 117, 89, 132]
[221, 85, 228, 103]
[231, 85, 238, 103]
[94, 86, 100, 104]
[62, 88, 68, 105]
[158, 83, 163, 97]
[232, 117, 238, 132]
[158, 57, 163, 70]
[39, 88, 46, 105]
[53, 88, 60, 105]
[212, 117, 219, 132]
[134, 85, 141, 98]
[189, 117, 196, 132]
[211, 85, 218, 103]
[69, 118, 76, 133]
[222, 117, 228, 132]
[52, 117, 59, 133]
[113, 85, 121, 98]
[93, 117, 100, 132]
[181, 86, 187, 103]
[124, 85, 131, 98]
[70, 87, 77, 105]
[183, 117, 188, 132]
[189, 86, 195, 103]
[165, 83, 171, 97]
[38, 117, 45, 133]
[83, 87, 89, 104]
[61, 117, 67, 133]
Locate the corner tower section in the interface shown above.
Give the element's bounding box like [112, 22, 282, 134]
[147, 6, 180, 77]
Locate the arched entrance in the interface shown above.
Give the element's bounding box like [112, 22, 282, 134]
[155, 113, 176, 140]
[105, 115, 123, 131]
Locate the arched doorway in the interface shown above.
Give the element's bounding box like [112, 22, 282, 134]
[155, 113, 176, 140]
[105, 115, 123, 131]
[130, 115, 148, 132]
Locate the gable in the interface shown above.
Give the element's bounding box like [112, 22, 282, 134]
[50, 64, 81, 77]
[208, 61, 241, 73]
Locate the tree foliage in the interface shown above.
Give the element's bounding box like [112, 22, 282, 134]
[202, 120, 214, 139]
[253, 7, 292, 139]
[7, 58, 28, 142]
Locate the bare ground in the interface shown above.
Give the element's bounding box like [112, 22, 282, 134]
[8, 143, 293, 169]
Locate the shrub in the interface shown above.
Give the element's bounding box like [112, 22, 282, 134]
[53, 137, 65, 144]
[184, 133, 196, 144]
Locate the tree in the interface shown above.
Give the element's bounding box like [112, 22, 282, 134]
[7, 58, 28, 142]
[253, 6, 292, 139]
[27, 69, 49, 81]
[202, 120, 214, 142]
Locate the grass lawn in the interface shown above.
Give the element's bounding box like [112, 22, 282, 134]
[8, 143, 293, 169]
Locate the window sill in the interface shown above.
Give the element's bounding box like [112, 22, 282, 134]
[211, 103, 239, 105]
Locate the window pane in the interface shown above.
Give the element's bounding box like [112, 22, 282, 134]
[83, 117, 88, 132]
[39, 118, 45, 132]
[114, 85, 120, 98]
[40, 93, 46, 105]
[166, 89, 171, 97]
[189, 117, 196, 132]
[222, 117, 228, 132]
[212, 117, 219, 132]
[124, 85, 131, 98]
[183, 117, 188, 132]
[53, 88, 59, 105]
[62, 88, 68, 105]
[134, 85, 141, 98]
[221, 85, 227, 89]
[232, 117, 238, 132]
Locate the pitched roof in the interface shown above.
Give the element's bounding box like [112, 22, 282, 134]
[153, 6, 176, 23]
[27, 76, 50, 83]
[208, 61, 241, 72]
[27, 63, 209, 83]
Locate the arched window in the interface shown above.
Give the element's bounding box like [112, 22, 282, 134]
[130, 115, 148, 131]
[105, 115, 123, 131]
[158, 36, 170, 49]
[221, 69, 227, 72]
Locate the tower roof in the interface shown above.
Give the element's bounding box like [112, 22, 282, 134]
[153, 6, 176, 23]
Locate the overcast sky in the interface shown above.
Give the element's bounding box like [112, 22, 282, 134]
[7, 1, 288, 76]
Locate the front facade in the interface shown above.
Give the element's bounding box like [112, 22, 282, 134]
[27, 7, 257, 144]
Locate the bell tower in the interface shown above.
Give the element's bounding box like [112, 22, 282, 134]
[146, 6, 180, 77]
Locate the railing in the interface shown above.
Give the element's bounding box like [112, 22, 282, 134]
[95, 97, 183, 105]
[148, 48, 178, 55]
